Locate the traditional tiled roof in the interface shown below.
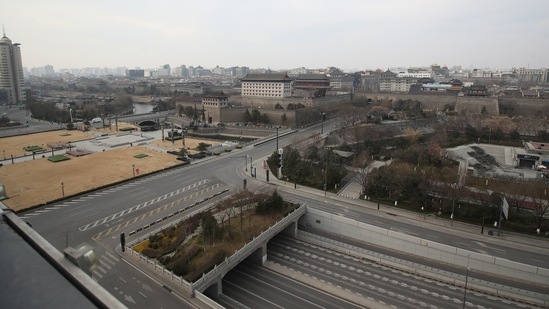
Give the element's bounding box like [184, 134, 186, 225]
[380, 70, 397, 78]
[294, 74, 329, 81]
[202, 91, 228, 98]
[241, 73, 292, 82]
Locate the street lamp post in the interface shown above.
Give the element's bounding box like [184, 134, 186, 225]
[245, 155, 248, 172]
[321, 112, 325, 134]
[462, 253, 471, 308]
[276, 127, 279, 152]
[61, 182, 65, 197]
[451, 183, 456, 226]
[132, 164, 135, 178]
[497, 202, 504, 236]
[249, 156, 253, 175]
[324, 150, 328, 196]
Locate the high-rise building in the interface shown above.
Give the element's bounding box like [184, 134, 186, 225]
[0, 30, 26, 105]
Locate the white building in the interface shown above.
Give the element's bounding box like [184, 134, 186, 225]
[516, 67, 549, 83]
[396, 70, 432, 78]
[0, 31, 26, 105]
[241, 73, 292, 98]
[379, 70, 417, 93]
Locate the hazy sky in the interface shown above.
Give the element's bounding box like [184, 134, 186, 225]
[2, 0, 548, 71]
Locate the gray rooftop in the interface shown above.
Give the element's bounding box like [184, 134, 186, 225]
[241, 72, 292, 82]
[0, 202, 126, 309]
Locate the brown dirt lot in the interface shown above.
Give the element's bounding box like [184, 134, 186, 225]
[0, 130, 182, 212]
[1, 130, 95, 158]
[150, 137, 222, 153]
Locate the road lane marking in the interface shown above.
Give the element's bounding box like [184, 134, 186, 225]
[100, 260, 112, 270]
[80, 179, 211, 231]
[91, 184, 224, 240]
[105, 251, 119, 262]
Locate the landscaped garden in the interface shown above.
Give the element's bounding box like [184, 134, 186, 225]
[133, 190, 297, 282]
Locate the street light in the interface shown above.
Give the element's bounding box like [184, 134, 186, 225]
[276, 127, 279, 152]
[249, 156, 253, 175]
[321, 112, 325, 134]
[450, 183, 456, 226]
[324, 149, 329, 196]
[61, 182, 65, 197]
[462, 253, 471, 308]
[132, 164, 135, 177]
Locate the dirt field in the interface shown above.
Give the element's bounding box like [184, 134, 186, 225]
[1, 130, 95, 159]
[150, 137, 223, 152]
[0, 130, 182, 212]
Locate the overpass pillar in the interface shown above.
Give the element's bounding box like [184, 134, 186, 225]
[281, 220, 298, 237]
[204, 277, 223, 297]
[215, 277, 222, 296]
[251, 242, 267, 265]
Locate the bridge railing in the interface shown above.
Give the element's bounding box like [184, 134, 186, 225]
[125, 247, 194, 295]
[192, 204, 306, 292]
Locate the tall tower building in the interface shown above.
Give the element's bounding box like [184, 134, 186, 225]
[0, 29, 26, 105]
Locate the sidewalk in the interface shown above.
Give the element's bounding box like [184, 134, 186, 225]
[252, 155, 549, 251]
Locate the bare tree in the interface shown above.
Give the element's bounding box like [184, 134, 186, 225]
[404, 127, 421, 145]
[528, 180, 549, 230]
[352, 152, 372, 196]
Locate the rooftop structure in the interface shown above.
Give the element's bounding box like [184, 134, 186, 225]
[0, 201, 126, 308]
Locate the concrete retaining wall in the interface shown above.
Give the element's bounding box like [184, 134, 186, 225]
[300, 208, 549, 287]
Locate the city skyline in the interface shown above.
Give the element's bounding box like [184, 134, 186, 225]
[2, 0, 548, 71]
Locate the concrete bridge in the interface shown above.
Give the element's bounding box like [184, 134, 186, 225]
[110, 111, 176, 130]
[125, 204, 306, 298]
[193, 204, 306, 296]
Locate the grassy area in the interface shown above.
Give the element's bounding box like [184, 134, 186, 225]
[48, 155, 70, 162]
[133, 153, 149, 158]
[23, 145, 43, 152]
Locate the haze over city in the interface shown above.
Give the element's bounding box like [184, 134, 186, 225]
[2, 0, 549, 71]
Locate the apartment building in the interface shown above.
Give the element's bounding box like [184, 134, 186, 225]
[0, 31, 25, 105]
